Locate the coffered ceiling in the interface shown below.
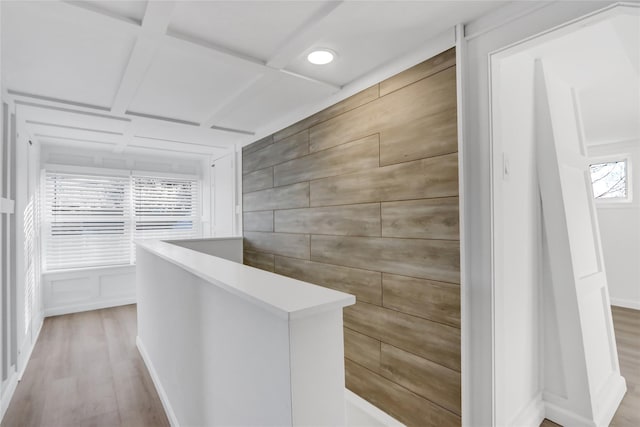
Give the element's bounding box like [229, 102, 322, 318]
[1, 0, 505, 158]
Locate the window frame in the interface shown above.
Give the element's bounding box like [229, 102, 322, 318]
[588, 154, 633, 207]
[41, 164, 202, 272]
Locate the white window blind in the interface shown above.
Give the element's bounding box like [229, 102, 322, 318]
[44, 172, 131, 270]
[133, 174, 200, 242]
[44, 170, 201, 271]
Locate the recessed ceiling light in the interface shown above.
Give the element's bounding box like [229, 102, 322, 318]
[307, 49, 335, 65]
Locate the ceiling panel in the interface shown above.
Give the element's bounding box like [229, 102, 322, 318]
[1, 1, 136, 108]
[79, 0, 148, 23]
[214, 73, 333, 131]
[127, 43, 262, 124]
[168, 1, 331, 61]
[285, 1, 503, 86]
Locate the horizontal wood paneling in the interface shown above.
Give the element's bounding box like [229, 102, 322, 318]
[243, 130, 309, 174]
[243, 232, 310, 259]
[274, 256, 381, 305]
[381, 197, 459, 240]
[274, 203, 381, 237]
[243, 251, 274, 272]
[243, 210, 274, 232]
[311, 235, 460, 284]
[309, 67, 456, 154]
[380, 343, 461, 415]
[345, 360, 461, 427]
[243, 182, 309, 212]
[310, 153, 458, 207]
[383, 273, 460, 327]
[344, 328, 381, 372]
[273, 85, 380, 142]
[242, 49, 459, 427]
[242, 167, 273, 193]
[344, 302, 460, 371]
[242, 135, 273, 155]
[379, 47, 456, 96]
[274, 134, 380, 187]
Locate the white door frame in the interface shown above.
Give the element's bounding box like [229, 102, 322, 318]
[488, 3, 637, 425]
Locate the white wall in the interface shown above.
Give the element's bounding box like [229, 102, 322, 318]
[461, 2, 617, 425]
[589, 140, 640, 309]
[492, 51, 542, 426]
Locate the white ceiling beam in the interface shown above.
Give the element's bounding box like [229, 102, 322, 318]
[266, 1, 345, 70]
[110, 1, 178, 116]
[59, 1, 141, 34]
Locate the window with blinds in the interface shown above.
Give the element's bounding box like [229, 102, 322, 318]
[43, 171, 200, 271]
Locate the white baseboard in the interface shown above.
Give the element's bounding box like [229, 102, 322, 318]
[610, 298, 640, 310]
[544, 399, 596, 427]
[18, 317, 44, 381]
[509, 393, 545, 427]
[136, 337, 179, 427]
[44, 296, 136, 317]
[594, 374, 627, 427]
[0, 371, 19, 423]
[344, 389, 405, 427]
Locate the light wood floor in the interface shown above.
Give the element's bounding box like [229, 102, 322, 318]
[1, 305, 169, 427]
[541, 306, 640, 427]
[2, 305, 637, 426]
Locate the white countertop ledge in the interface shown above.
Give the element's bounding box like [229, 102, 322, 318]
[136, 239, 356, 320]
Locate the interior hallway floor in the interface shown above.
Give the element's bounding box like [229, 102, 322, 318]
[1, 304, 638, 427]
[542, 306, 640, 427]
[1, 305, 169, 427]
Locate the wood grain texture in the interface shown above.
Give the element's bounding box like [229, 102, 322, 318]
[243, 182, 309, 212]
[383, 273, 460, 327]
[273, 134, 380, 187]
[274, 203, 381, 237]
[379, 47, 456, 96]
[1, 305, 169, 427]
[243, 250, 275, 272]
[242, 135, 273, 155]
[309, 67, 456, 154]
[344, 328, 381, 372]
[243, 130, 309, 174]
[344, 301, 460, 372]
[244, 232, 310, 259]
[310, 153, 458, 207]
[274, 256, 382, 305]
[273, 85, 380, 142]
[243, 210, 274, 232]
[346, 359, 461, 427]
[381, 343, 461, 415]
[382, 197, 459, 240]
[242, 167, 273, 193]
[311, 235, 460, 284]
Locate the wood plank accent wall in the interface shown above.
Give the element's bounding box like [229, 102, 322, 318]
[241, 48, 460, 426]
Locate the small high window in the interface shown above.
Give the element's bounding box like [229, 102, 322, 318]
[589, 158, 630, 202]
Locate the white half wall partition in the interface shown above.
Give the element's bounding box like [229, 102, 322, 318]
[136, 237, 355, 427]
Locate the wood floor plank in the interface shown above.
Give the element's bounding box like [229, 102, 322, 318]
[243, 130, 309, 174]
[243, 182, 309, 212]
[243, 167, 273, 193]
[381, 197, 459, 240]
[380, 343, 461, 415]
[382, 273, 460, 327]
[243, 250, 275, 272]
[346, 359, 461, 427]
[274, 134, 380, 187]
[311, 235, 460, 284]
[274, 256, 382, 305]
[274, 85, 380, 143]
[310, 153, 458, 207]
[344, 301, 461, 372]
[274, 203, 381, 237]
[244, 232, 310, 259]
[379, 48, 456, 96]
[243, 210, 274, 232]
[1, 305, 170, 427]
